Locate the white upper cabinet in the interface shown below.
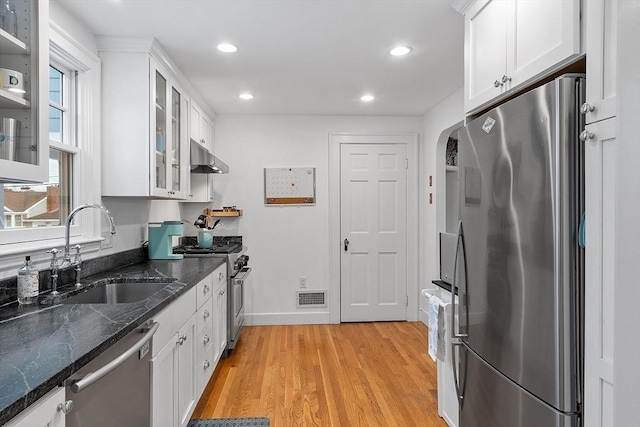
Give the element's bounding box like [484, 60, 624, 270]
[464, 0, 508, 112]
[99, 40, 189, 198]
[463, 0, 581, 113]
[186, 173, 215, 203]
[190, 101, 213, 152]
[0, 0, 49, 183]
[583, 0, 617, 124]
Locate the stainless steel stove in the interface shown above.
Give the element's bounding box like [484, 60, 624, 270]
[173, 235, 250, 356]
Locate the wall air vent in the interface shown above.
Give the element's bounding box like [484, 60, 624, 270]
[297, 290, 327, 308]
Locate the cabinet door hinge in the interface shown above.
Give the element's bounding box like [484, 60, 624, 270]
[405, 159, 409, 170]
[406, 295, 409, 307]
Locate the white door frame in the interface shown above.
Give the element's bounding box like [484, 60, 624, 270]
[329, 133, 419, 324]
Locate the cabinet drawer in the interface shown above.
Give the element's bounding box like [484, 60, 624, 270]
[213, 264, 226, 290]
[196, 297, 214, 362]
[196, 273, 214, 309]
[196, 344, 215, 397]
[152, 286, 196, 357]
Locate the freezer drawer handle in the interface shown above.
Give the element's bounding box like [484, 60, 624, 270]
[69, 322, 159, 393]
[451, 341, 465, 405]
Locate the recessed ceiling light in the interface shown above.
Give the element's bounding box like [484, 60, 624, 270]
[389, 46, 413, 56]
[361, 95, 375, 102]
[239, 93, 254, 100]
[217, 43, 238, 53]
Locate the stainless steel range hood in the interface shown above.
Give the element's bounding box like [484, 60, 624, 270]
[190, 140, 229, 174]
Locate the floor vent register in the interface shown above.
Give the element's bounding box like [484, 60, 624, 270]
[297, 290, 327, 308]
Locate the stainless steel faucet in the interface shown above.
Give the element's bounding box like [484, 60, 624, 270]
[62, 204, 116, 268]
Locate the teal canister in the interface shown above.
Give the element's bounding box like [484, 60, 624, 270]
[148, 221, 184, 259]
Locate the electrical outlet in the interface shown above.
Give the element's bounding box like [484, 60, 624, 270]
[101, 232, 113, 249]
[299, 277, 307, 288]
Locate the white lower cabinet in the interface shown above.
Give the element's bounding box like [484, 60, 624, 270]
[583, 118, 617, 427]
[150, 267, 226, 427]
[194, 264, 226, 397]
[152, 313, 197, 427]
[214, 278, 228, 364]
[5, 387, 67, 427]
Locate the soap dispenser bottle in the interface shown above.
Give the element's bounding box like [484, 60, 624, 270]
[17, 255, 39, 305]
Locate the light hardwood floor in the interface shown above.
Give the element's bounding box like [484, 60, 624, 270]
[192, 322, 447, 426]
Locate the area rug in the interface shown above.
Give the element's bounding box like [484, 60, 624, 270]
[187, 418, 270, 427]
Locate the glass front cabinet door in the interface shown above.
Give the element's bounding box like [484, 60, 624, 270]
[150, 57, 187, 199]
[0, 0, 49, 183]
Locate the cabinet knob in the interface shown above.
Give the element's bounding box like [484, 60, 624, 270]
[581, 102, 596, 114]
[177, 336, 184, 345]
[203, 284, 210, 294]
[203, 334, 210, 344]
[494, 79, 503, 88]
[218, 272, 224, 280]
[203, 310, 210, 319]
[579, 130, 595, 141]
[57, 400, 74, 414]
[203, 360, 211, 369]
[501, 74, 512, 83]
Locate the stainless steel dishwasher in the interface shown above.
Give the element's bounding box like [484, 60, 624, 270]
[63, 321, 158, 427]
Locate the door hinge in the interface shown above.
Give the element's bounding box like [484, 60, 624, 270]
[405, 159, 409, 170]
[406, 295, 409, 307]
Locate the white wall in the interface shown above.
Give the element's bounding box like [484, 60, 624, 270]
[212, 114, 423, 325]
[419, 88, 464, 324]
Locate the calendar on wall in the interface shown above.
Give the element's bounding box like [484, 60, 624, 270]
[264, 167, 316, 205]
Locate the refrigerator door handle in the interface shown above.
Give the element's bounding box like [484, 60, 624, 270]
[451, 220, 468, 340]
[451, 220, 468, 405]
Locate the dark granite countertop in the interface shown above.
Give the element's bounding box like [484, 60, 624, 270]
[0, 256, 226, 425]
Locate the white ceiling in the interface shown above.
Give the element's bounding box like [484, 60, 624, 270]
[55, 0, 464, 116]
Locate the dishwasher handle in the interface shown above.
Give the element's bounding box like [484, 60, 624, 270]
[69, 321, 159, 393]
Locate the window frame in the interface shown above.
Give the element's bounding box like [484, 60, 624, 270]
[0, 22, 102, 262]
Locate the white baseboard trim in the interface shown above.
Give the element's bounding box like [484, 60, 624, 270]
[246, 311, 332, 326]
[419, 308, 428, 326]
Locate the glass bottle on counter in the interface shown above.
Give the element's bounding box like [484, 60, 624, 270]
[17, 256, 39, 305]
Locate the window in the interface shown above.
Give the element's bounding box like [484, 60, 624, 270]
[1, 64, 76, 230]
[0, 23, 101, 253]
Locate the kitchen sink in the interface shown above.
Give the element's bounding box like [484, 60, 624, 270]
[60, 278, 176, 304]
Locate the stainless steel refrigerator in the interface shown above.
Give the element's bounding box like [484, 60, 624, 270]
[452, 75, 584, 427]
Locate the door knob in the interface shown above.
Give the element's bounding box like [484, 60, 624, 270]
[344, 238, 350, 251]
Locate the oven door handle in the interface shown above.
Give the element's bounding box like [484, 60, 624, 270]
[69, 322, 159, 393]
[233, 267, 252, 281]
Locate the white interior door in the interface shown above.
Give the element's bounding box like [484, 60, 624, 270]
[340, 143, 407, 322]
